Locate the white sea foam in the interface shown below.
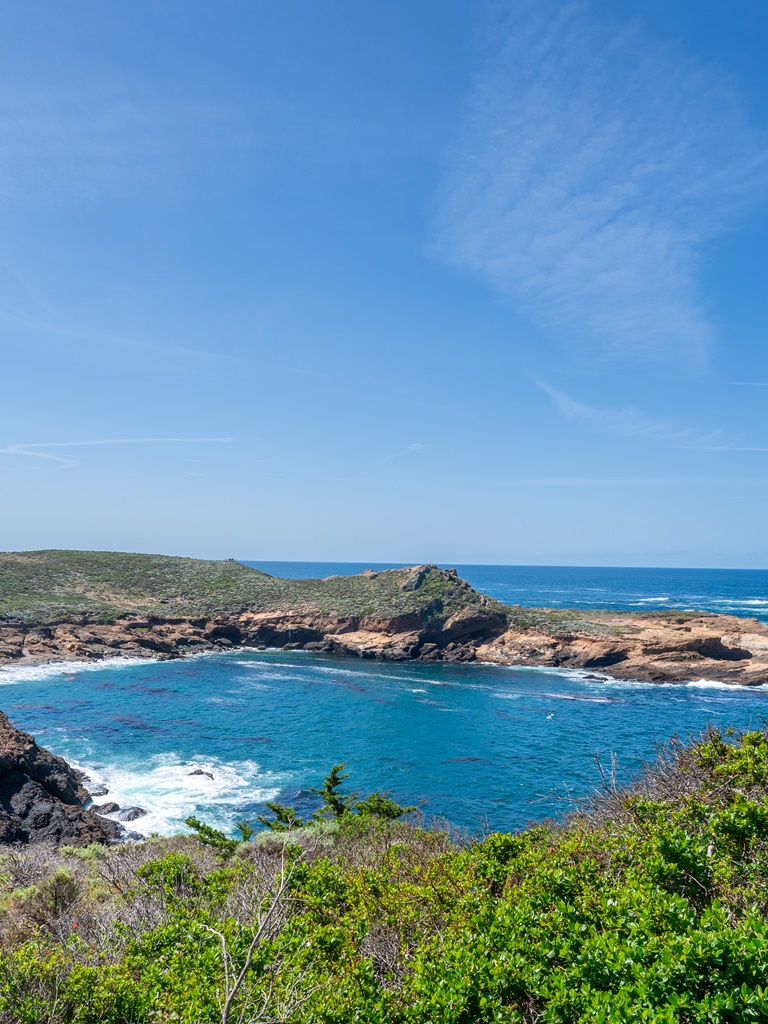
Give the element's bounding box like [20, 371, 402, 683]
[498, 664, 613, 685]
[543, 692, 614, 703]
[708, 598, 768, 606]
[183, 648, 231, 661]
[684, 679, 768, 692]
[494, 662, 766, 694]
[75, 754, 282, 837]
[0, 657, 156, 686]
[191, 653, 433, 691]
[494, 690, 612, 704]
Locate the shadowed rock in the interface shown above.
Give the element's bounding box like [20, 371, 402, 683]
[0, 712, 120, 846]
[118, 806, 147, 822]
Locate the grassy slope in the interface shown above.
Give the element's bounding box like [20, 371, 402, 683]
[0, 549, 508, 625]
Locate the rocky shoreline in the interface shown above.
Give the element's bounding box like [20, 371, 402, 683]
[2, 587, 768, 686]
[0, 711, 123, 846]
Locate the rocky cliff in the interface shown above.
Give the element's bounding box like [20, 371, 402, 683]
[2, 551, 768, 686]
[0, 712, 120, 846]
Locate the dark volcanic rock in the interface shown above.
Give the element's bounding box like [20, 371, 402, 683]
[92, 801, 120, 815]
[0, 712, 120, 846]
[118, 806, 147, 822]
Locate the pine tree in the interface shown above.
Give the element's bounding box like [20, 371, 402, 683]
[311, 763, 353, 820]
[256, 801, 305, 832]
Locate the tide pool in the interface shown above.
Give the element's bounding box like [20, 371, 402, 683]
[1, 650, 766, 836]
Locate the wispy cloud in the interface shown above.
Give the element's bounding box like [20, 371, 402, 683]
[535, 378, 719, 445]
[1, 437, 234, 468]
[0, 84, 241, 207]
[0, 260, 248, 365]
[380, 442, 425, 463]
[436, 1, 768, 360]
[676, 445, 768, 453]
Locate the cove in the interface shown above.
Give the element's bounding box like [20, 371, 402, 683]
[1, 649, 767, 836]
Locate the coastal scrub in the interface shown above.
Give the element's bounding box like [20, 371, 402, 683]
[0, 550, 506, 625]
[0, 727, 767, 1021]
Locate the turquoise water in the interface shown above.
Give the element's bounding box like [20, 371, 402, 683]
[1, 648, 766, 837]
[2, 563, 766, 837]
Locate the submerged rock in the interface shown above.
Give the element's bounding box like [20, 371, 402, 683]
[0, 712, 120, 846]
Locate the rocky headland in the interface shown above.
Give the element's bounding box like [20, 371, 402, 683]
[1, 550, 767, 685]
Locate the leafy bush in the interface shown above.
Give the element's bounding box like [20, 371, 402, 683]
[0, 729, 767, 1021]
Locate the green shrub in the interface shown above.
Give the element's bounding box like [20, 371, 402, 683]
[0, 729, 767, 1022]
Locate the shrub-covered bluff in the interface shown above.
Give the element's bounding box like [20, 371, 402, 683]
[2, 550, 768, 684]
[1, 727, 768, 1022]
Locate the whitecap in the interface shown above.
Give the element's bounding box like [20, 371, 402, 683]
[497, 664, 611, 684]
[0, 657, 157, 686]
[684, 678, 768, 692]
[543, 692, 614, 703]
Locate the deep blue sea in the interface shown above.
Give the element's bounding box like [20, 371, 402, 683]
[1, 563, 767, 838]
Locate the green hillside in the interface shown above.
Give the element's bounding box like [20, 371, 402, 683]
[0, 549, 507, 625]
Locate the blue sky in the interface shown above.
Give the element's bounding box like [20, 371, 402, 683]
[1, 0, 767, 567]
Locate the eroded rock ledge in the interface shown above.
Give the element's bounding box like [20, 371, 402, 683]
[0, 712, 120, 846]
[1, 572, 768, 686]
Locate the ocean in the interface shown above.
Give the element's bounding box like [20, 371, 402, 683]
[1, 563, 767, 837]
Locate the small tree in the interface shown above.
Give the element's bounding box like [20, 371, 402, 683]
[235, 820, 254, 842]
[256, 801, 305, 832]
[311, 763, 353, 821]
[354, 791, 416, 820]
[184, 816, 240, 857]
[254, 765, 416, 834]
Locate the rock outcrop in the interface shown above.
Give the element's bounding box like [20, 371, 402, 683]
[0, 713, 120, 846]
[476, 613, 768, 685]
[1, 563, 768, 686]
